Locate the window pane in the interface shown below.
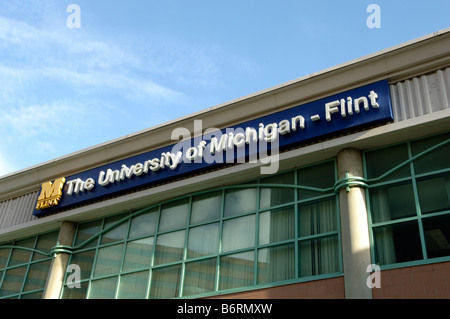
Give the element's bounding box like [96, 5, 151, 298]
[70, 250, 95, 280]
[154, 230, 185, 265]
[222, 215, 255, 252]
[183, 258, 216, 297]
[373, 222, 423, 265]
[129, 209, 158, 239]
[21, 291, 43, 299]
[0, 266, 27, 297]
[33, 231, 58, 261]
[9, 238, 35, 266]
[423, 215, 450, 259]
[75, 220, 102, 248]
[224, 188, 257, 217]
[417, 176, 450, 214]
[150, 264, 181, 299]
[62, 281, 88, 299]
[187, 223, 219, 258]
[23, 260, 51, 292]
[191, 191, 222, 224]
[159, 199, 189, 232]
[370, 183, 416, 223]
[219, 251, 254, 290]
[89, 276, 118, 299]
[260, 171, 295, 209]
[411, 133, 450, 175]
[0, 247, 11, 269]
[258, 244, 295, 284]
[117, 271, 149, 299]
[123, 237, 154, 272]
[101, 214, 129, 244]
[365, 143, 410, 182]
[298, 161, 335, 200]
[93, 244, 124, 277]
[259, 206, 295, 245]
[299, 198, 337, 237]
[299, 236, 340, 277]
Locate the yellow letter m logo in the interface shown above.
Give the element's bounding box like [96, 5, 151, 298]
[36, 177, 66, 210]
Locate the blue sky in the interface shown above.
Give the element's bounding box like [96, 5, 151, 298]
[0, 0, 449, 177]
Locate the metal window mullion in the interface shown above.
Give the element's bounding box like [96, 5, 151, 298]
[294, 167, 299, 279]
[147, 204, 162, 299]
[214, 189, 225, 293]
[179, 196, 193, 298]
[408, 141, 428, 261]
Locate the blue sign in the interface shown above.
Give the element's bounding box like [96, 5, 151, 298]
[33, 80, 393, 217]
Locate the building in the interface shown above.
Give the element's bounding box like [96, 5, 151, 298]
[0, 29, 449, 300]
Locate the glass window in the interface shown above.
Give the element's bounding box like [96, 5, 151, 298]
[191, 191, 222, 224]
[70, 250, 95, 280]
[187, 223, 219, 258]
[93, 244, 124, 277]
[365, 143, 410, 182]
[123, 237, 154, 272]
[183, 258, 216, 297]
[149, 265, 182, 299]
[129, 209, 157, 239]
[0, 266, 27, 297]
[372, 222, 423, 265]
[224, 188, 257, 217]
[370, 183, 416, 223]
[423, 214, 450, 259]
[417, 176, 450, 214]
[260, 171, 295, 209]
[101, 214, 129, 244]
[159, 199, 189, 232]
[298, 161, 335, 199]
[74, 220, 102, 248]
[219, 251, 254, 291]
[89, 276, 118, 299]
[411, 132, 450, 175]
[299, 198, 337, 237]
[154, 230, 185, 265]
[258, 244, 295, 284]
[222, 215, 255, 252]
[9, 238, 34, 266]
[299, 236, 340, 277]
[117, 271, 149, 299]
[33, 231, 58, 261]
[23, 260, 51, 292]
[259, 206, 295, 245]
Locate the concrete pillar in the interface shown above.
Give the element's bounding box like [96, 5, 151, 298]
[42, 221, 76, 299]
[337, 148, 372, 299]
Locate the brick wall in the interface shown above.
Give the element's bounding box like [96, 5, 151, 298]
[373, 261, 450, 299]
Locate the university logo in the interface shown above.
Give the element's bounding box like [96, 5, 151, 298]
[35, 177, 66, 210]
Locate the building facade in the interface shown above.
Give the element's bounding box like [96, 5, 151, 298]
[0, 29, 449, 299]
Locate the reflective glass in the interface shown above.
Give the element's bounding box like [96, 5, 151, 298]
[33, 231, 58, 261]
[154, 230, 185, 265]
[365, 143, 410, 182]
[62, 281, 89, 299]
[260, 171, 295, 209]
[0, 247, 10, 269]
[9, 238, 34, 266]
[222, 215, 255, 252]
[117, 271, 149, 299]
[187, 223, 219, 258]
[74, 220, 102, 248]
[101, 214, 129, 244]
[129, 209, 158, 239]
[89, 276, 118, 299]
[159, 199, 189, 232]
[191, 191, 222, 224]
[183, 258, 216, 296]
[259, 206, 295, 245]
[412, 133, 450, 175]
[299, 198, 337, 237]
[0, 266, 27, 297]
[93, 244, 124, 277]
[299, 236, 340, 277]
[258, 244, 295, 284]
[298, 161, 335, 199]
[123, 237, 153, 272]
[23, 260, 51, 292]
[150, 264, 181, 299]
[224, 188, 257, 217]
[417, 176, 450, 214]
[70, 250, 95, 280]
[219, 251, 254, 290]
[370, 183, 416, 223]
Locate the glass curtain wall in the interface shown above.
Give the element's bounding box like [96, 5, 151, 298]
[365, 132, 450, 267]
[61, 159, 341, 299]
